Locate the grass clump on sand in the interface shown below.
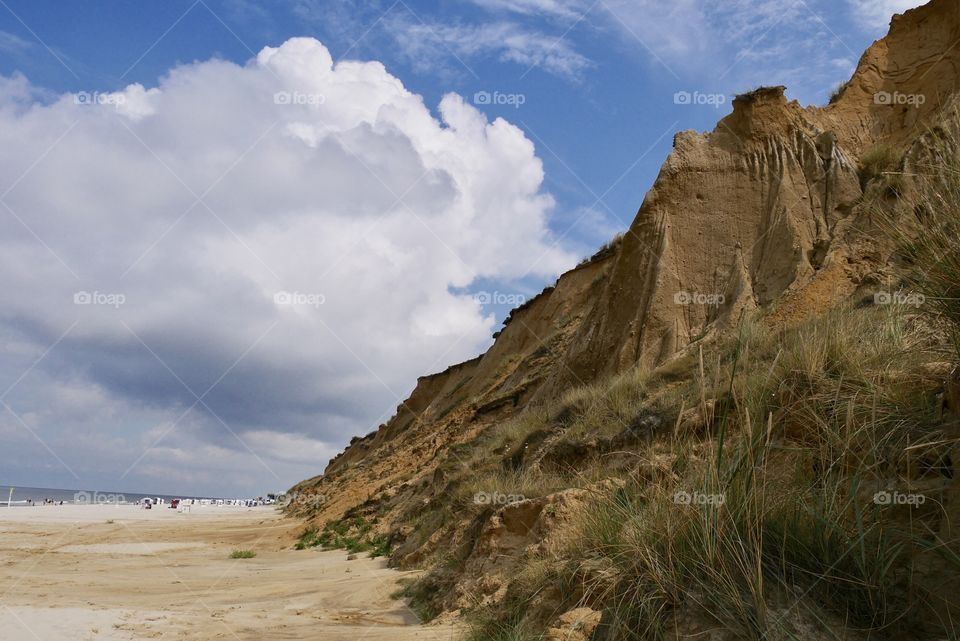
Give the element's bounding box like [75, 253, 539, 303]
[229, 550, 256, 559]
[294, 517, 391, 557]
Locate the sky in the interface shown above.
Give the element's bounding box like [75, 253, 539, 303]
[0, 0, 925, 497]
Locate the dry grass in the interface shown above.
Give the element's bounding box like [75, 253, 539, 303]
[888, 123, 960, 345]
[464, 302, 957, 641]
[555, 366, 650, 441]
[860, 143, 901, 186]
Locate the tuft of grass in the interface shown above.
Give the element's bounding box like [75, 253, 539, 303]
[554, 365, 649, 442]
[229, 550, 256, 559]
[829, 81, 847, 104]
[860, 143, 902, 192]
[454, 466, 572, 508]
[463, 611, 545, 641]
[294, 525, 319, 550]
[393, 575, 447, 622]
[368, 534, 391, 558]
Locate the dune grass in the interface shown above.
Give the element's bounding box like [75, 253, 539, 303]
[884, 123, 960, 345]
[461, 298, 956, 641]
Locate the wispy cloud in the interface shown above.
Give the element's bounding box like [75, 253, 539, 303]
[846, 0, 926, 31]
[465, 0, 585, 20]
[466, 0, 883, 101]
[0, 30, 31, 55]
[278, 0, 592, 81]
[388, 17, 593, 80]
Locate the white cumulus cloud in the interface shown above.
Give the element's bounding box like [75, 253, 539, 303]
[0, 37, 574, 496]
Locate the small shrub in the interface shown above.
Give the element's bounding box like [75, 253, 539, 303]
[230, 550, 256, 559]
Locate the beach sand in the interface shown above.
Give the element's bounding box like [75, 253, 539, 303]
[0, 504, 459, 640]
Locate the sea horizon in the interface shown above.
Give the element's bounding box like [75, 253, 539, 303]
[0, 484, 270, 505]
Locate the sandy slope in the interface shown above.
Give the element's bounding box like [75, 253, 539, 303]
[0, 504, 459, 640]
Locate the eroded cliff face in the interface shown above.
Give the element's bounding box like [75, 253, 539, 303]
[558, 87, 865, 386]
[291, 0, 960, 542]
[309, 252, 616, 519]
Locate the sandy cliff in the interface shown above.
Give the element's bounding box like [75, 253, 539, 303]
[291, 1, 960, 527]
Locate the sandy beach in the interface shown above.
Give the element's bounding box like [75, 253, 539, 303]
[0, 504, 459, 640]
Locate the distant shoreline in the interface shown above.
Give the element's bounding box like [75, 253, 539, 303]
[0, 485, 281, 506]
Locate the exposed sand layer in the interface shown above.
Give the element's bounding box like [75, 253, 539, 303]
[0, 504, 459, 640]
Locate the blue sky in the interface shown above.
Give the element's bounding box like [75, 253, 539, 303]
[0, 0, 922, 497]
[0, 0, 911, 260]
